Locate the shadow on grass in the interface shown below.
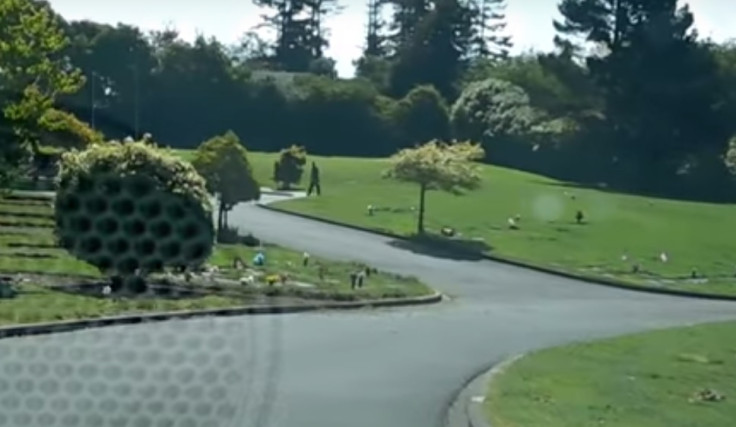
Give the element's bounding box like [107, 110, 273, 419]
[387, 233, 493, 261]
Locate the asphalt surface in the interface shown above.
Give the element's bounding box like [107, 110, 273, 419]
[3, 195, 736, 427]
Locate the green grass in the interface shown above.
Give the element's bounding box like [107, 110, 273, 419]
[0, 284, 243, 327]
[174, 149, 736, 297]
[486, 321, 736, 427]
[0, 191, 432, 326]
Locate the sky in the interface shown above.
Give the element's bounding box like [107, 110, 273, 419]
[49, 0, 735, 77]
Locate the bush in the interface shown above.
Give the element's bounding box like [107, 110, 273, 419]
[273, 145, 307, 189]
[392, 85, 450, 145]
[54, 140, 214, 291]
[451, 78, 539, 143]
[725, 135, 736, 175]
[38, 108, 103, 149]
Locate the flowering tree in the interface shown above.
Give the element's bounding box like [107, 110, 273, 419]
[384, 140, 485, 234]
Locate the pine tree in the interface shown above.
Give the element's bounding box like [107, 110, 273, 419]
[385, 0, 432, 54]
[467, 0, 512, 60]
[365, 0, 388, 57]
[251, 0, 342, 72]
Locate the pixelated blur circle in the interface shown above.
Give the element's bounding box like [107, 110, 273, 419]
[0, 142, 283, 427]
[0, 316, 284, 426]
[55, 173, 214, 283]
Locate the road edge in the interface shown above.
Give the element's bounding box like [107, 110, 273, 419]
[0, 291, 443, 340]
[445, 354, 525, 427]
[259, 204, 736, 302]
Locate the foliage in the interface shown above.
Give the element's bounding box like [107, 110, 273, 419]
[191, 130, 261, 232]
[273, 144, 307, 189]
[38, 108, 103, 149]
[290, 76, 399, 155]
[55, 141, 214, 290]
[387, 0, 476, 99]
[384, 140, 484, 233]
[0, 0, 733, 199]
[466, 0, 513, 60]
[392, 85, 450, 145]
[0, 0, 84, 187]
[725, 136, 736, 176]
[354, 55, 392, 92]
[385, 140, 484, 192]
[252, 0, 341, 72]
[451, 78, 539, 143]
[464, 53, 602, 121]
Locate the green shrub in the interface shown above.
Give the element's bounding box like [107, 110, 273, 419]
[451, 78, 539, 143]
[54, 140, 214, 291]
[273, 145, 307, 189]
[38, 108, 103, 149]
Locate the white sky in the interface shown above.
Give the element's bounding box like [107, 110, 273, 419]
[49, 0, 735, 77]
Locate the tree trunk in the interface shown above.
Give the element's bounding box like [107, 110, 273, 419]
[417, 183, 426, 235]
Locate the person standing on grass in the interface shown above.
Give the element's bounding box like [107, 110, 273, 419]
[308, 162, 321, 196]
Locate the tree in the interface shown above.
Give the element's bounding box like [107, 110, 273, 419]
[364, 0, 389, 57]
[392, 85, 450, 144]
[467, 0, 513, 60]
[554, 0, 729, 187]
[450, 78, 538, 143]
[252, 0, 342, 72]
[387, 0, 475, 99]
[384, 140, 484, 234]
[0, 0, 84, 187]
[38, 108, 103, 149]
[273, 145, 307, 189]
[191, 130, 261, 233]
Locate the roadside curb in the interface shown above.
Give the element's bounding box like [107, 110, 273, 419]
[258, 204, 736, 302]
[0, 291, 443, 340]
[445, 354, 525, 427]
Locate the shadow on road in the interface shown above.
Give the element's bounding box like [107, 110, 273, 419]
[386, 233, 493, 261]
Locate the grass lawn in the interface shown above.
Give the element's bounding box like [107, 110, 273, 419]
[486, 321, 736, 427]
[0, 284, 243, 327]
[174, 149, 736, 297]
[0, 192, 431, 326]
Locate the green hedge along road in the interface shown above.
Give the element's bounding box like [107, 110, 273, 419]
[1, 199, 736, 427]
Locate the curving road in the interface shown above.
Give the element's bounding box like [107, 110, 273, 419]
[2, 197, 736, 427]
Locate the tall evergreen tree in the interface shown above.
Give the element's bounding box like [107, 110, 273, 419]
[554, 0, 727, 185]
[365, 0, 388, 57]
[252, 0, 341, 72]
[467, 0, 513, 60]
[385, 0, 432, 54]
[388, 0, 475, 98]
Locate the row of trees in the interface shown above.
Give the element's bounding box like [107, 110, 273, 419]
[4, 0, 736, 201]
[44, 0, 515, 152]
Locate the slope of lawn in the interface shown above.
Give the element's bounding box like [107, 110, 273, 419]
[0, 192, 431, 326]
[178, 149, 736, 297]
[486, 320, 736, 427]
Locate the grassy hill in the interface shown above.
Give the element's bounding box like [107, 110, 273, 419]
[487, 320, 736, 427]
[174, 149, 736, 297]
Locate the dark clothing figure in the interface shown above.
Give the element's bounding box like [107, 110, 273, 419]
[308, 161, 321, 196]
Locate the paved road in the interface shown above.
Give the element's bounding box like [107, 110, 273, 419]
[2, 197, 736, 427]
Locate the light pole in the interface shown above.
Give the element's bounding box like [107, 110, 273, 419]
[90, 71, 111, 131]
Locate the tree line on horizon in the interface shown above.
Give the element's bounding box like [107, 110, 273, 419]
[4, 0, 736, 201]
